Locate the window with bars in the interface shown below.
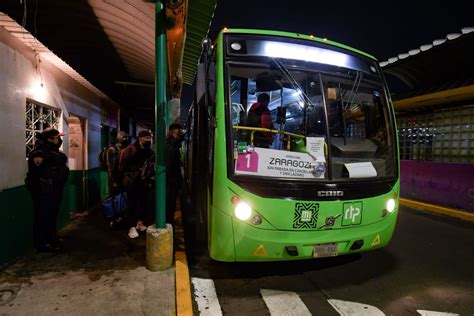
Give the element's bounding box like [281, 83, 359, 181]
[397, 104, 474, 163]
[25, 100, 61, 158]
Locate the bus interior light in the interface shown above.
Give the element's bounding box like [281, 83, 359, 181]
[235, 201, 252, 221]
[386, 199, 396, 213]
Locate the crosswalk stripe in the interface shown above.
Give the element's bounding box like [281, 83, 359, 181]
[190, 278, 462, 316]
[417, 310, 459, 316]
[328, 299, 385, 316]
[260, 289, 311, 316]
[191, 277, 223, 316]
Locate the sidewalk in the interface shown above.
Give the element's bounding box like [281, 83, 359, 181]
[400, 198, 474, 222]
[2, 197, 470, 315]
[0, 211, 176, 315]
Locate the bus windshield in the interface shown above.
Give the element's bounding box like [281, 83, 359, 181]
[228, 49, 396, 181]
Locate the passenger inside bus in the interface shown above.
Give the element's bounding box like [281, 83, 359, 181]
[247, 93, 274, 148]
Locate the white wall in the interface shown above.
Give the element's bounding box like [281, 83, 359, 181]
[0, 41, 64, 190]
[0, 29, 112, 191]
[59, 89, 102, 171]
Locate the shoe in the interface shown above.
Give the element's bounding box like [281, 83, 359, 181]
[37, 243, 61, 253]
[128, 227, 139, 239]
[53, 236, 66, 245]
[136, 222, 147, 232]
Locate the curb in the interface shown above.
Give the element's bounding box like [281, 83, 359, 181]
[400, 198, 474, 222]
[175, 210, 193, 316]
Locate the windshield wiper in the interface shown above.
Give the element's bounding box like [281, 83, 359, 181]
[344, 71, 363, 110]
[338, 83, 347, 145]
[271, 58, 314, 107]
[338, 71, 363, 145]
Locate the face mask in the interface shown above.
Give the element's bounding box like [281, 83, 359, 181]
[121, 138, 130, 146]
[144, 141, 151, 148]
[53, 138, 63, 149]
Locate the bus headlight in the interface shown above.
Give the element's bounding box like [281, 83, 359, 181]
[235, 201, 252, 221]
[386, 198, 396, 213]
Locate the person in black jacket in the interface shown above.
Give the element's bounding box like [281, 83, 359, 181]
[106, 131, 129, 196]
[166, 124, 183, 225]
[25, 128, 69, 252]
[119, 130, 154, 238]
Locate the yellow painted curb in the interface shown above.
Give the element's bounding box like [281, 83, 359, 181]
[400, 198, 474, 222]
[175, 210, 193, 316]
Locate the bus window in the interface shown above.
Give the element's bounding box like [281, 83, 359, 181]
[229, 64, 329, 180]
[227, 60, 395, 181]
[321, 74, 395, 179]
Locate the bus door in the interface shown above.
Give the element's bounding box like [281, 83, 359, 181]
[186, 51, 216, 247]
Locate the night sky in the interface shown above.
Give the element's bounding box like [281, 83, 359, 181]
[181, 0, 472, 112]
[208, 0, 471, 61]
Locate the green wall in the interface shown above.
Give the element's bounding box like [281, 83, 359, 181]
[0, 167, 105, 269]
[0, 185, 34, 270]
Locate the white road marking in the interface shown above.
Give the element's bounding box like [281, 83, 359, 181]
[191, 277, 223, 316]
[328, 299, 385, 316]
[260, 289, 311, 316]
[190, 278, 460, 316]
[417, 310, 459, 316]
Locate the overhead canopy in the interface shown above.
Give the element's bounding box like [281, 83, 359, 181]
[182, 0, 216, 85]
[0, 0, 216, 127]
[381, 27, 474, 104]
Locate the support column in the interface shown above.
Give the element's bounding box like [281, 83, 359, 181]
[146, 0, 172, 271]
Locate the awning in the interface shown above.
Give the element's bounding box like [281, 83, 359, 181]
[0, 0, 216, 126]
[381, 27, 474, 102]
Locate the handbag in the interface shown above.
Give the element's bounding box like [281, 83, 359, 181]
[100, 192, 128, 220]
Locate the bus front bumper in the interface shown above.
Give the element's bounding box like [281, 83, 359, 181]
[211, 210, 398, 262]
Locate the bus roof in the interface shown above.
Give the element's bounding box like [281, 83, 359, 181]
[220, 28, 377, 61]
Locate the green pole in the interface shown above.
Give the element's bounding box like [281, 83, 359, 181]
[155, 0, 166, 229]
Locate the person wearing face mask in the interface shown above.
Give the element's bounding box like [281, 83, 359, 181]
[106, 131, 130, 196]
[119, 130, 155, 238]
[25, 128, 69, 252]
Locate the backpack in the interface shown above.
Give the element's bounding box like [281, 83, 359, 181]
[141, 154, 156, 187]
[98, 145, 113, 171]
[247, 104, 266, 128]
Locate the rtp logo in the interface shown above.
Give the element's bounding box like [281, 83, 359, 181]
[342, 202, 362, 226]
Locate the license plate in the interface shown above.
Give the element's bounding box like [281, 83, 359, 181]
[313, 243, 338, 258]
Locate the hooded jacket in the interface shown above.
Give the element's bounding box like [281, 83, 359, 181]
[247, 102, 273, 144]
[25, 139, 69, 193]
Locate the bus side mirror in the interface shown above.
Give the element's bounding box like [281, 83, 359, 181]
[196, 63, 206, 103]
[208, 63, 216, 105]
[196, 62, 217, 106]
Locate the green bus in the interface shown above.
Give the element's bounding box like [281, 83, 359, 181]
[183, 28, 399, 262]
